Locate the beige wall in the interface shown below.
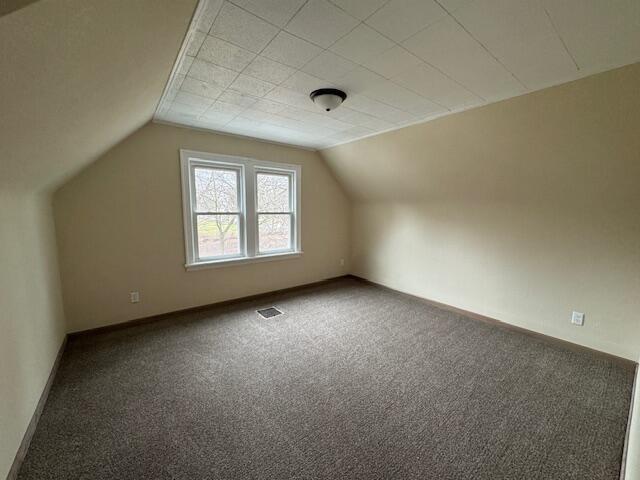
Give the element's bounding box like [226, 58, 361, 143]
[0, 190, 66, 479]
[54, 122, 350, 332]
[322, 63, 640, 361]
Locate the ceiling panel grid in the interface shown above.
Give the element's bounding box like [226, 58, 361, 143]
[154, 0, 640, 149]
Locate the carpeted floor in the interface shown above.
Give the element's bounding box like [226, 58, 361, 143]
[18, 277, 635, 479]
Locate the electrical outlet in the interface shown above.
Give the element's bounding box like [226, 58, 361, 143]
[571, 311, 584, 326]
[340, 258, 345, 267]
[130, 291, 140, 303]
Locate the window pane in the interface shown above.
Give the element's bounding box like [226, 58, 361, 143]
[257, 173, 290, 212]
[197, 214, 241, 258]
[194, 167, 239, 213]
[258, 214, 291, 252]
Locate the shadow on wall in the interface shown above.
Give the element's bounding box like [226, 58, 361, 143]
[0, 191, 66, 479]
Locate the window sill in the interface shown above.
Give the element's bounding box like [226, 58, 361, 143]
[185, 251, 303, 271]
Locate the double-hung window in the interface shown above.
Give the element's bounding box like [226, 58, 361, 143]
[180, 150, 301, 269]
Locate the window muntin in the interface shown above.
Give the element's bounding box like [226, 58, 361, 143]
[181, 151, 300, 268]
[256, 172, 293, 253]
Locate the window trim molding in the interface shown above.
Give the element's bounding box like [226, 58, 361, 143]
[180, 149, 302, 270]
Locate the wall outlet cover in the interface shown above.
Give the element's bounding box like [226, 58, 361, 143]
[571, 311, 585, 326]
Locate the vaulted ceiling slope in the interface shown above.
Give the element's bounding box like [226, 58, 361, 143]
[0, 0, 39, 17]
[320, 62, 640, 203]
[155, 0, 640, 150]
[0, 0, 197, 192]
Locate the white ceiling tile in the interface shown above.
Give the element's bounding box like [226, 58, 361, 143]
[342, 125, 376, 136]
[271, 106, 312, 122]
[294, 122, 341, 137]
[437, 0, 474, 13]
[363, 45, 423, 79]
[197, 36, 256, 72]
[229, 74, 277, 97]
[366, 0, 447, 42]
[222, 123, 254, 137]
[455, 0, 549, 42]
[302, 51, 358, 83]
[239, 109, 280, 123]
[162, 91, 178, 107]
[452, 0, 577, 90]
[194, 0, 224, 33]
[330, 24, 394, 64]
[244, 56, 297, 84]
[167, 75, 186, 95]
[320, 105, 367, 124]
[257, 119, 324, 140]
[254, 114, 307, 133]
[334, 66, 386, 94]
[185, 31, 207, 56]
[167, 102, 201, 116]
[227, 116, 265, 131]
[264, 86, 317, 111]
[403, 17, 525, 100]
[540, 0, 640, 72]
[188, 59, 238, 88]
[157, 0, 640, 149]
[286, 0, 359, 48]
[315, 113, 363, 131]
[328, 0, 388, 20]
[359, 115, 396, 130]
[363, 80, 444, 116]
[165, 107, 201, 124]
[346, 94, 417, 123]
[163, 89, 183, 110]
[199, 111, 237, 125]
[323, 125, 376, 145]
[231, 0, 306, 27]
[218, 90, 260, 107]
[326, 106, 396, 131]
[318, 131, 351, 144]
[257, 109, 339, 135]
[174, 91, 216, 109]
[168, 73, 186, 89]
[181, 77, 225, 100]
[323, 125, 379, 145]
[502, 36, 579, 90]
[253, 98, 289, 114]
[393, 115, 436, 128]
[280, 106, 353, 131]
[211, 2, 279, 53]
[282, 71, 330, 94]
[177, 56, 195, 75]
[393, 63, 481, 109]
[156, 102, 171, 118]
[262, 31, 323, 68]
[203, 101, 246, 117]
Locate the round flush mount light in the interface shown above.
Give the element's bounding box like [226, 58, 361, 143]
[310, 88, 347, 112]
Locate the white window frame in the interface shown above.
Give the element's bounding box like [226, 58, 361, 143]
[180, 149, 302, 270]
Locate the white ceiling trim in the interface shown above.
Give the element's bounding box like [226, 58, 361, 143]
[153, 0, 640, 150]
[153, 118, 318, 151]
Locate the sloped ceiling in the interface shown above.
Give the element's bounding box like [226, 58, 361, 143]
[0, 0, 198, 192]
[0, 0, 39, 17]
[319, 62, 640, 203]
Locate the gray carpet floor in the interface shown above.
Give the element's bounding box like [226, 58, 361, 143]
[18, 277, 635, 479]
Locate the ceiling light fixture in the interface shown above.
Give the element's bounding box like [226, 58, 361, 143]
[310, 88, 347, 112]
